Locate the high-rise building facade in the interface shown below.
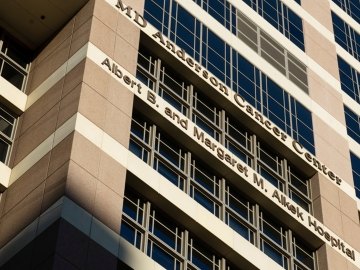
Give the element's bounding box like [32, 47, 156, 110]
[0, 0, 359, 269]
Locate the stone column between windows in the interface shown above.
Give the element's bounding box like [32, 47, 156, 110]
[301, 0, 360, 269]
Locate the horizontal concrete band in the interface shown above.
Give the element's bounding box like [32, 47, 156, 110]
[0, 162, 11, 191]
[0, 77, 27, 113]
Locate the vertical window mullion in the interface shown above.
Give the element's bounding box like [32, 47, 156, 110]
[288, 95, 294, 139]
[220, 178, 226, 222]
[252, 135, 258, 172]
[220, 109, 226, 145]
[142, 202, 152, 254]
[182, 230, 189, 270]
[149, 125, 157, 168]
[282, 159, 289, 198]
[167, 0, 173, 36]
[356, 68, 360, 102]
[254, 204, 261, 249]
[155, 59, 162, 96]
[288, 230, 295, 270]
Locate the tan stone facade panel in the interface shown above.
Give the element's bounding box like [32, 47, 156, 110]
[312, 115, 353, 186]
[303, 22, 339, 79]
[92, 181, 123, 233]
[13, 104, 60, 166]
[301, 0, 333, 31]
[98, 152, 127, 197]
[307, 69, 345, 125]
[65, 160, 98, 215]
[311, 173, 340, 211]
[317, 245, 348, 270]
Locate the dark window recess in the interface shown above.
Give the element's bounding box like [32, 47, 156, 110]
[332, 12, 360, 61]
[332, 0, 360, 24]
[338, 56, 360, 104]
[0, 105, 16, 164]
[350, 152, 360, 199]
[0, 31, 31, 91]
[344, 105, 360, 144]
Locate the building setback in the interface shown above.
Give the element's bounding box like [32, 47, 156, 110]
[0, 0, 360, 269]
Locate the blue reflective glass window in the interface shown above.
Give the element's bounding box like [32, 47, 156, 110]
[332, 12, 348, 47]
[263, 241, 287, 268]
[290, 191, 310, 212]
[287, 8, 305, 50]
[123, 200, 138, 222]
[120, 222, 136, 243]
[157, 160, 182, 186]
[136, 70, 154, 89]
[150, 213, 177, 249]
[123, 195, 143, 225]
[195, 0, 238, 35]
[228, 193, 250, 221]
[261, 0, 279, 29]
[129, 139, 148, 162]
[160, 88, 186, 115]
[194, 91, 219, 124]
[173, 5, 197, 58]
[332, 0, 360, 24]
[264, 78, 287, 132]
[260, 166, 282, 190]
[227, 141, 250, 164]
[130, 114, 150, 143]
[234, 53, 259, 108]
[338, 56, 360, 103]
[193, 163, 219, 195]
[332, 12, 360, 61]
[193, 115, 219, 140]
[192, 188, 217, 214]
[261, 214, 286, 247]
[190, 244, 214, 270]
[149, 242, 177, 270]
[157, 135, 182, 167]
[202, 28, 226, 82]
[228, 215, 251, 240]
[207, 0, 226, 25]
[344, 106, 360, 144]
[144, 0, 169, 33]
[244, 0, 255, 9]
[350, 152, 360, 198]
[120, 222, 142, 249]
[131, 122, 145, 140]
[293, 100, 315, 154]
